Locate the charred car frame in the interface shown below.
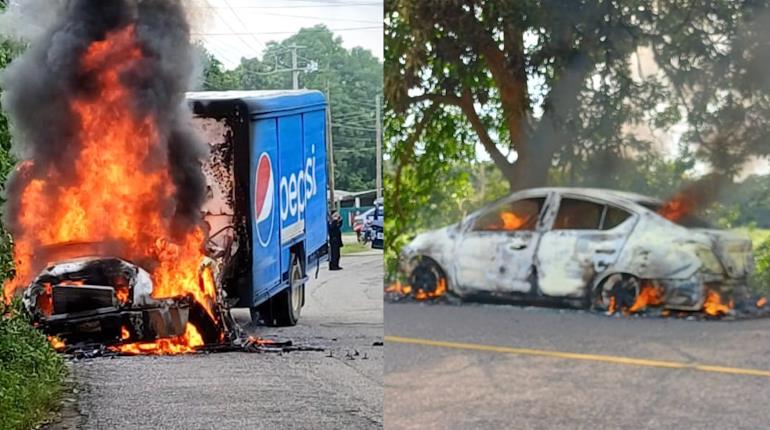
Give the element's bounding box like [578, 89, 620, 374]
[400, 187, 754, 311]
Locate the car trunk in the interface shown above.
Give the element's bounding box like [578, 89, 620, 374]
[697, 229, 754, 278]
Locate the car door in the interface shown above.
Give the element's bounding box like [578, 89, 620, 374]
[453, 195, 548, 294]
[536, 195, 635, 298]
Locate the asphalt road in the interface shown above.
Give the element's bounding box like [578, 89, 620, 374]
[55, 251, 383, 430]
[385, 301, 770, 429]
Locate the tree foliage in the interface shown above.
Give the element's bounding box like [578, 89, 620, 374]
[201, 25, 383, 192]
[0, 5, 22, 281]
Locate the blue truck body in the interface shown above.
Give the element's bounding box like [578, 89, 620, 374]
[188, 90, 329, 316]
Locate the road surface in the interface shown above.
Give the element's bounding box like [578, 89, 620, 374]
[385, 301, 770, 429]
[53, 251, 383, 430]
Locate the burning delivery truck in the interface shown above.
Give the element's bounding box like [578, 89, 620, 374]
[188, 90, 329, 328]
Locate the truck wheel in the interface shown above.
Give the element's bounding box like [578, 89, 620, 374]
[255, 256, 304, 327]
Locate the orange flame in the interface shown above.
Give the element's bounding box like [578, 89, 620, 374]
[414, 278, 447, 300]
[385, 280, 412, 295]
[628, 283, 664, 313]
[48, 335, 66, 351]
[1, 26, 218, 352]
[758, 297, 767, 309]
[386, 278, 446, 300]
[120, 326, 130, 341]
[703, 289, 731, 316]
[110, 323, 203, 355]
[499, 212, 524, 230]
[657, 194, 694, 222]
[247, 336, 276, 346]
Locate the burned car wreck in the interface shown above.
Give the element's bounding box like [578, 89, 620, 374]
[399, 187, 754, 313]
[23, 256, 193, 345]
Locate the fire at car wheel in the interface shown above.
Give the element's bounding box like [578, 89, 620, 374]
[592, 273, 640, 312]
[253, 255, 304, 327]
[409, 259, 445, 296]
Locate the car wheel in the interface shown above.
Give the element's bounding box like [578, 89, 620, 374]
[253, 255, 304, 327]
[409, 258, 446, 296]
[592, 274, 640, 312]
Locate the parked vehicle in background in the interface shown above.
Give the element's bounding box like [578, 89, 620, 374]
[354, 207, 376, 243]
[400, 187, 753, 311]
[371, 199, 384, 250]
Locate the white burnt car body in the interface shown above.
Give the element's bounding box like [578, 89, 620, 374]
[400, 187, 754, 310]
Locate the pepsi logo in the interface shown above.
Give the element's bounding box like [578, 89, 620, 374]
[254, 152, 274, 247]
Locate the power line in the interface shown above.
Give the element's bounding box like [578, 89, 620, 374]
[203, 0, 263, 57]
[235, 11, 381, 25]
[196, 3, 380, 10]
[222, 0, 267, 51]
[191, 26, 381, 36]
[264, 0, 380, 5]
[198, 40, 243, 67]
[333, 123, 377, 132]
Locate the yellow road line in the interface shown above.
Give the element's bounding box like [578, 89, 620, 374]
[385, 335, 770, 378]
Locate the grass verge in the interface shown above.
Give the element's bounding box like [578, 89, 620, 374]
[341, 241, 373, 255]
[0, 299, 66, 430]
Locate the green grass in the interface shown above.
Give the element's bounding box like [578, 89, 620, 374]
[0, 300, 66, 430]
[341, 241, 372, 255]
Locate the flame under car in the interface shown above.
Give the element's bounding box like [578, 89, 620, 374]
[399, 187, 754, 312]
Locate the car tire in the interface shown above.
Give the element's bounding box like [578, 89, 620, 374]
[592, 273, 640, 311]
[252, 255, 304, 327]
[409, 258, 446, 296]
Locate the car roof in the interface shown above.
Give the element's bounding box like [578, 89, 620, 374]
[514, 187, 663, 207]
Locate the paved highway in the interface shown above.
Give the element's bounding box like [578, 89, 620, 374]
[385, 301, 770, 429]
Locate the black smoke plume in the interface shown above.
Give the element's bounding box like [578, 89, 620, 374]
[0, 0, 207, 241]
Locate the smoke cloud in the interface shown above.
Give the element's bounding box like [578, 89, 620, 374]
[0, 0, 207, 241]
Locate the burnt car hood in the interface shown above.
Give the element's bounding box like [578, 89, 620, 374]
[23, 256, 190, 345]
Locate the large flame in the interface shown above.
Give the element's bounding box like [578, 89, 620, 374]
[3, 26, 215, 351]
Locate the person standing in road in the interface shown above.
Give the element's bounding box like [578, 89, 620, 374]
[328, 211, 343, 270]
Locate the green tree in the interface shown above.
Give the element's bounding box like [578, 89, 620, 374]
[0, 3, 22, 280]
[203, 25, 383, 192]
[198, 46, 238, 91]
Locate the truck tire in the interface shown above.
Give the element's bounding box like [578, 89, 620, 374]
[254, 255, 304, 327]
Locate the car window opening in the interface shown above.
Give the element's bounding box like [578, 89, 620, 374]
[553, 198, 633, 230]
[474, 197, 545, 232]
[640, 202, 712, 228]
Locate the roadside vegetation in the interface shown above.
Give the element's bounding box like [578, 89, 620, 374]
[0, 4, 66, 429]
[341, 241, 372, 256]
[0, 300, 66, 430]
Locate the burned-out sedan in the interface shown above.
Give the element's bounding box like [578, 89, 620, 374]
[400, 187, 754, 311]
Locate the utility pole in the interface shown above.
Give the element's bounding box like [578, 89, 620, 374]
[326, 80, 337, 211]
[375, 95, 382, 199]
[256, 45, 307, 90]
[290, 44, 301, 90]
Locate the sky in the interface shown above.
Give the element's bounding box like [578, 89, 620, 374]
[187, 0, 383, 69]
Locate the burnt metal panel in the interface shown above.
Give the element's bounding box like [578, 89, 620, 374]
[52, 285, 115, 314]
